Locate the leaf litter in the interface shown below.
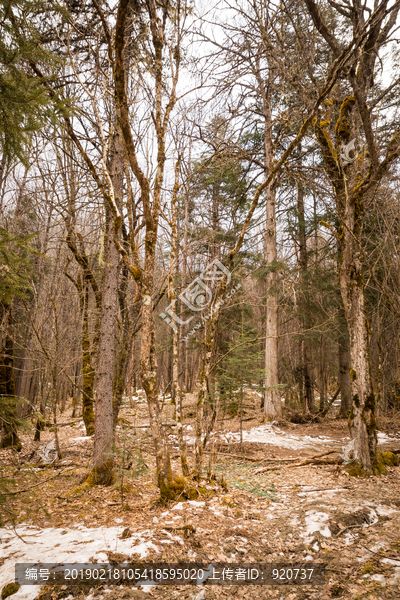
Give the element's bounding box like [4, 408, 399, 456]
[1, 398, 400, 600]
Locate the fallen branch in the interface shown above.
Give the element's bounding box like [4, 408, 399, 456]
[4, 467, 75, 495]
[203, 451, 261, 463]
[47, 421, 82, 427]
[299, 486, 350, 494]
[361, 545, 400, 562]
[317, 387, 340, 417]
[133, 423, 175, 428]
[336, 524, 363, 537]
[258, 449, 338, 464]
[34, 461, 83, 469]
[254, 455, 341, 474]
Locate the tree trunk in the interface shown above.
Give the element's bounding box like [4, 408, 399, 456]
[82, 283, 95, 435]
[90, 134, 123, 485]
[264, 184, 281, 417]
[297, 168, 314, 414]
[319, 336, 327, 413]
[340, 220, 377, 473]
[140, 228, 176, 497]
[339, 329, 352, 416]
[262, 76, 281, 419]
[0, 304, 22, 450]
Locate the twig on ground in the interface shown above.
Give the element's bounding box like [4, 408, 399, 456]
[4, 467, 75, 495]
[258, 449, 338, 464]
[336, 524, 363, 537]
[298, 486, 350, 494]
[254, 451, 340, 473]
[361, 545, 400, 562]
[203, 451, 261, 462]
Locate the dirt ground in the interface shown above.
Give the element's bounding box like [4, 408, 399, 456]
[1, 393, 400, 600]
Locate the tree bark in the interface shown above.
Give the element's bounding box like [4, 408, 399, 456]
[338, 326, 352, 416]
[340, 204, 377, 473]
[262, 75, 281, 419]
[81, 282, 95, 436]
[297, 168, 314, 413]
[90, 133, 123, 484]
[264, 183, 281, 418]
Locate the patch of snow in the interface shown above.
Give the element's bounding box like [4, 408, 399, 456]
[71, 436, 91, 442]
[198, 423, 340, 449]
[0, 525, 159, 600]
[171, 501, 205, 511]
[382, 558, 400, 566]
[376, 505, 398, 516]
[130, 541, 159, 558]
[301, 511, 331, 539]
[298, 488, 348, 496]
[363, 573, 387, 584]
[389, 567, 400, 584]
[377, 432, 398, 442]
[365, 508, 378, 525]
[370, 541, 388, 552]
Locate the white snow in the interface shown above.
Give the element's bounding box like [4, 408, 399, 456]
[377, 431, 399, 442]
[376, 505, 398, 516]
[301, 511, 331, 540]
[171, 501, 205, 511]
[0, 525, 159, 600]
[183, 424, 400, 449]
[217, 424, 338, 449]
[183, 424, 400, 450]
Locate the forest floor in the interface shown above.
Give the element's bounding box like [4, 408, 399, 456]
[1, 392, 400, 600]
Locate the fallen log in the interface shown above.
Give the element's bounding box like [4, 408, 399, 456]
[254, 452, 341, 474]
[203, 451, 261, 463]
[258, 449, 338, 464]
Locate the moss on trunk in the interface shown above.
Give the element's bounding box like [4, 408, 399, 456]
[83, 460, 115, 487]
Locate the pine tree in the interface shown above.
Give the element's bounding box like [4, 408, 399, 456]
[0, 228, 36, 448]
[0, 0, 65, 163]
[217, 312, 265, 448]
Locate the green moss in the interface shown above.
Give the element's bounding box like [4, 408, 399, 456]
[372, 452, 387, 475]
[158, 474, 187, 503]
[380, 451, 399, 466]
[1, 583, 20, 599]
[222, 496, 236, 508]
[372, 451, 399, 475]
[335, 96, 356, 140]
[83, 460, 115, 487]
[361, 563, 374, 574]
[121, 528, 132, 538]
[345, 461, 367, 477]
[350, 369, 357, 382]
[344, 452, 396, 477]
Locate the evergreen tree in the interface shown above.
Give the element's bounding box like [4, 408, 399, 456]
[0, 0, 64, 163]
[0, 228, 36, 448]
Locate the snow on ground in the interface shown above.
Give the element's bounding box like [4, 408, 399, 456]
[215, 423, 337, 449]
[301, 511, 331, 542]
[0, 525, 159, 600]
[179, 423, 338, 449]
[178, 424, 400, 450]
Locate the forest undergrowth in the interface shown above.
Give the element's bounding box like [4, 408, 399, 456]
[1, 395, 400, 600]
